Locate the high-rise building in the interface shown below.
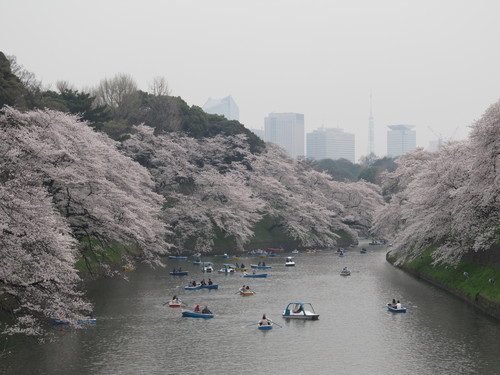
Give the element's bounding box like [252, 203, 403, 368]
[202, 95, 239, 121]
[368, 92, 375, 155]
[306, 128, 355, 163]
[387, 125, 416, 157]
[264, 113, 304, 158]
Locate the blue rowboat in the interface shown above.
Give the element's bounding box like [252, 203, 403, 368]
[258, 324, 273, 330]
[340, 270, 351, 276]
[184, 285, 202, 290]
[359, 249, 367, 254]
[170, 271, 189, 276]
[243, 273, 267, 278]
[169, 256, 188, 260]
[250, 265, 272, 269]
[201, 284, 219, 289]
[387, 304, 407, 313]
[182, 310, 214, 319]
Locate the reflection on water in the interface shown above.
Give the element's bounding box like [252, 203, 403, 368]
[2, 242, 500, 375]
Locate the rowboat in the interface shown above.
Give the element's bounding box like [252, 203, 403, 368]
[359, 248, 367, 254]
[201, 284, 219, 289]
[291, 250, 299, 254]
[340, 270, 351, 276]
[51, 317, 97, 325]
[168, 300, 182, 308]
[184, 284, 202, 290]
[242, 273, 267, 278]
[250, 265, 272, 269]
[169, 256, 188, 260]
[282, 302, 319, 320]
[258, 324, 273, 330]
[182, 310, 214, 319]
[239, 288, 255, 296]
[387, 304, 407, 313]
[170, 271, 189, 276]
[192, 260, 202, 266]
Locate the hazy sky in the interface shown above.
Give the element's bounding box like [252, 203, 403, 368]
[2, 0, 499, 160]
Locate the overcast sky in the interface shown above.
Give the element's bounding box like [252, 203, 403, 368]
[2, 0, 499, 160]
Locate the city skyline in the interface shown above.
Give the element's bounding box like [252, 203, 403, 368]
[2, 1, 499, 161]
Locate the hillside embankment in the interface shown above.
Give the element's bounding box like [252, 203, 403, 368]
[386, 244, 500, 320]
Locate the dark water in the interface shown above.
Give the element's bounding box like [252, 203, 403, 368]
[2, 241, 500, 375]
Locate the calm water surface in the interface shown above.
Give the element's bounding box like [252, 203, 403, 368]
[2, 241, 500, 375]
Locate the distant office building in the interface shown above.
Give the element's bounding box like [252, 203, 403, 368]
[264, 113, 305, 158]
[202, 95, 239, 121]
[306, 128, 355, 163]
[387, 125, 416, 157]
[368, 93, 375, 155]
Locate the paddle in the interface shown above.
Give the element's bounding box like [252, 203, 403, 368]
[270, 320, 282, 328]
[245, 322, 259, 327]
[402, 305, 417, 308]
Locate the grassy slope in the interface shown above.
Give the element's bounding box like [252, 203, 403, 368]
[402, 248, 500, 301]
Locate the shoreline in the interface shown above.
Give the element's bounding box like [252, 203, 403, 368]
[386, 251, 500, 320]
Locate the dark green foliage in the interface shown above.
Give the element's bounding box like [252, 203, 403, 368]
[315, 158, 362, 181]
[0, 52, 28, 109]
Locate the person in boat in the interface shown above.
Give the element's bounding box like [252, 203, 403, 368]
[208, 278, 213, 285]
[201, 306, 212, 314]
[258, 261, 261, 266]
[172, 295, 178, 303]
[396, 300, 402, 309]
[245, 285, 250, 291]
[178, 267, 182, 272]
[240, 263, 245, 268]
[294, 305, 303, 314]
[200, 279, 206, 286]
[235, 263, 239, 268]
[194, 304, 201, 312]
[262, 261, 266, 266]
[259, 314, 271, 326]
[391, 299, 397, 307]
[343, 267, 348, 271]
[191, 280, 197, 287]
[172, 268, 176, 273]
[241, 285, 246, 292]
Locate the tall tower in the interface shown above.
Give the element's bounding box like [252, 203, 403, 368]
[368, 92, 375, 155]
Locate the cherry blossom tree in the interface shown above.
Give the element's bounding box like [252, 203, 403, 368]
[372, 99, 500, 264]
[1, 107, 169, 334]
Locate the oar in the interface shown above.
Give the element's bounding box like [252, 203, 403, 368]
[270, 320, 282, 328]
[245, 322, 259, 327]
[402, 305, 417, 308]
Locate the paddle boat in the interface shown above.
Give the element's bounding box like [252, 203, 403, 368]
[170, 270, 189, 276]
[201, 284, 219, 290]
[184, 283, 202, 290]
[201, 262, 214, 272]
[387, 304, 407, 313]
[282, 302, 319, 320]
[169, 255, 188, 260]
[239, 288, 255, 296]
[340, 269, 351, 276]
[291, 249, 299, 254]
[285, 257, 295, 267]
[182, 310, 214, 319]
[192, 260, 202, 266]
[250, 264, 272, 269]
[242, 273, 267, 278]
[218, 264, 236, 273]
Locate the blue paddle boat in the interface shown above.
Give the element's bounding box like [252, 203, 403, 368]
[250, 264, 272, 269]
[182, 310, 214, 319]
[242, 273, 267, 278]
[170, 271, 189, 276]
[201, 284, 219, 289]
[387, 304, 407, 313]
[184, 284, 202, 290]
[169, 255, 188, 260]
[282, 302, 319, 320]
